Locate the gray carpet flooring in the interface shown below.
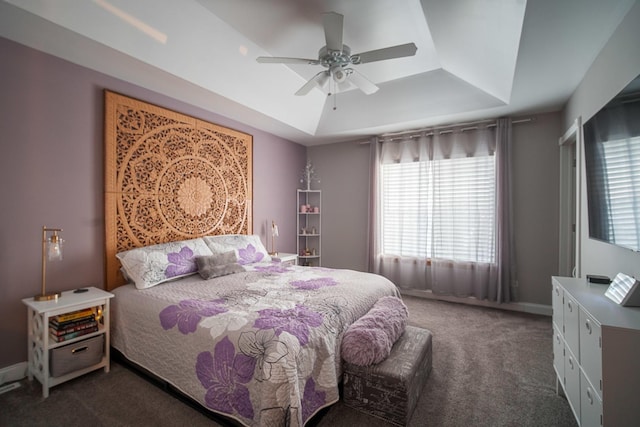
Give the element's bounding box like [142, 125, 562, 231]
[0, 295, 577, 427]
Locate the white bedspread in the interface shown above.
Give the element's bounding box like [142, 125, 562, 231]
[111, 263, 399, 426]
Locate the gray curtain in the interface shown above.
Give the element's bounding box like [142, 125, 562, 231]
[369, 119, 515, 303]
[367, 136, 381, 273]
[495, 118, 515, 303]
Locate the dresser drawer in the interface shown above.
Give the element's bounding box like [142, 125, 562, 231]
[553, 324, 565, 382]
[552, 282, 564, 329]
[579, 307, 602, 399]
[564, 293, 580, 355]
[565, 345, 581, 423]
[580, 370, 603, 427]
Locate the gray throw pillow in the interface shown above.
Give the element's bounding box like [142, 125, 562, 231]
[196, 251, 244, 279]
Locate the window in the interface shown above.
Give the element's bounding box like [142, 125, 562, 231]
[373, 120, 513, 302]
[380, 154, 496, 264]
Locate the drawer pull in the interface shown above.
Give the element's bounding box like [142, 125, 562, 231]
[568, 358, 573, 369]
[567, 301, 572, 312]
[585, 319, 592, 334]
[586, 388, 593, 405]
[72, 346, 89, 355]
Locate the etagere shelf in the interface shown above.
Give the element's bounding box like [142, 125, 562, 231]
[297, 190, 321, 266]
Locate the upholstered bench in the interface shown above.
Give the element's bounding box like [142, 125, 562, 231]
[342, 325, 433, 426]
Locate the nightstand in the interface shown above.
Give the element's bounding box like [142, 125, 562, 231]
[271, 252, 298, 266]
[22, 287, 114, 397]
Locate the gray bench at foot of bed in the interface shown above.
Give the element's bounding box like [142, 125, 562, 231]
[342, 325, 433, 426]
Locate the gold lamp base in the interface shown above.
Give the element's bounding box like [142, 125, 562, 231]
[34, 292, 62, 302]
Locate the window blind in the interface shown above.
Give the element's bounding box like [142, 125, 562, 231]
[380, 154, 496, 263]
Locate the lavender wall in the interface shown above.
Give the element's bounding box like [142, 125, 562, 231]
[0, 37, 306, 368]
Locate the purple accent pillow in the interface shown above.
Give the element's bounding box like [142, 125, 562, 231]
[341, 296, 409, 366]
[116, 238, 213, 289]
[202, 234, 272, 265]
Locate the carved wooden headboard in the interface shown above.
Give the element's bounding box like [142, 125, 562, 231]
[104, 91, 252, 290]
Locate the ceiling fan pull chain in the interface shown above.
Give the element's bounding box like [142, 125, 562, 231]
[330, 78, 337, 110]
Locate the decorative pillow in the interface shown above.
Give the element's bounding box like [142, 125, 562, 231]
[341, 296, 409, 366]
[196, 251, 245, 279]
[116, 238, 214, 289]
[197, 250, 237, 266]
[197, 261, 245, 280]
[202, 234, 272, 265]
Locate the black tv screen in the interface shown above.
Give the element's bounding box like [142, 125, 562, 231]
[583, 75, 640, 252]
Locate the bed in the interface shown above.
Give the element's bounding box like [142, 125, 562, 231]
[103, 92, 401, 426]
[110, 236, 399, 426]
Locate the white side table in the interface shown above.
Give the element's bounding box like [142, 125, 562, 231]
[22, 287, 114, 397]
[271, 252, 298, 266]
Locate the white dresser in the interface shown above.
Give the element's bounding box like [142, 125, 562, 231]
[552, 276, 640, 426]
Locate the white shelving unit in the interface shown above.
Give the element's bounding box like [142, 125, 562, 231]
[22, 287, 114, 398]
[297, 190, 321, 266]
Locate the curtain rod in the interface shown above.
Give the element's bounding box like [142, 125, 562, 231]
[379, 117, 534, 141]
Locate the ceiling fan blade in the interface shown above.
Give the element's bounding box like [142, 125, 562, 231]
[348, 69, 379, 95]
[323, 12, 344, 51]
[351, 42, 418, 64]
[295, 71, 330, 96]
[256, 56, 320, 65]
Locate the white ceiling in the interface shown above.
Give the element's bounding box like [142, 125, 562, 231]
[0, 0, 635, 146]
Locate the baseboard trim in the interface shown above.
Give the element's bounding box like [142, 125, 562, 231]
[0, 362, 27, 387]
[399, 289, 552, 316]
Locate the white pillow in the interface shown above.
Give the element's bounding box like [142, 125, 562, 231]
[202, 234, 272, 265]
[116, 238, 213, 289]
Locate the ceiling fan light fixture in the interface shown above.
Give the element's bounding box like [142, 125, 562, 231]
[331, 66, 347, 83]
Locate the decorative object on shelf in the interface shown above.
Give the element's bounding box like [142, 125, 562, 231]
[300, 161, 320, 190]
[270, 220, 279, 256]
[36, 226, 64, 301]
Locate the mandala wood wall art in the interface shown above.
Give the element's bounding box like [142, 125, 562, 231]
[104, 90, 252, 290]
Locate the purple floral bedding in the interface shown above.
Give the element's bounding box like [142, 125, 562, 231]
[111, 262, 400, 426]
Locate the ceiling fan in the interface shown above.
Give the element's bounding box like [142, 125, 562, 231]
[256, 12, 418, 96]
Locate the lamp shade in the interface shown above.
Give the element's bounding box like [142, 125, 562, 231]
[47, 234, 63, 261]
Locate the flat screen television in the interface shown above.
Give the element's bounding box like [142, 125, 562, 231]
[583, 74, 640, 252]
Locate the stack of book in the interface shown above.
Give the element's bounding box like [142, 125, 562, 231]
[49, 307, 98, 342]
